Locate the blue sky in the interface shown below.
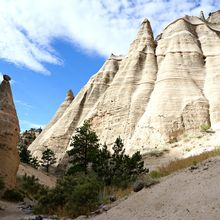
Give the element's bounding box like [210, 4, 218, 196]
[0, 0, 219, 131]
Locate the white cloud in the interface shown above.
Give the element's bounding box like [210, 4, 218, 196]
[15, 99, 33, 109]
[20, 119, 45, 131]
[0, 0, 219, 73]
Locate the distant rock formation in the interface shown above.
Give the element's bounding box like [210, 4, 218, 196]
[19, 128, 42, 147]
[0, 75, 20, 189]
[29, 10, 220, 165]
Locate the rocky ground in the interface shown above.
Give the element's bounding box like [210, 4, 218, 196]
[1, 150, 220, 220]
[143, 130, 218, 171]
[0, 163, 57, 220]
[89, 156, 220, 220]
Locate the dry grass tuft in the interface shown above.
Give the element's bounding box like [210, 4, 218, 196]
[158, 148, 220, 177]
[102, 185, 132, 202]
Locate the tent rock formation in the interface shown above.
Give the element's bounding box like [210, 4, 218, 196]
[29, 11, 220, 165]
[0, 75, 20, 189]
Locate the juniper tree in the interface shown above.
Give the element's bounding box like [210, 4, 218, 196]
[92, 143, 111, 183]
[41, 148, 56, 173]
[18, 143, 32, 164]
[67, 120, 99, 175]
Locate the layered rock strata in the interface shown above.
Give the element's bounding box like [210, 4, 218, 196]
[29, 11, 220, 163]
[0, 75, 20, 189]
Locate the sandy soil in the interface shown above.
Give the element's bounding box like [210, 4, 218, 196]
[0, 164, 57, 220]
[90, 156, 220, 220]
[0, 200, 28, 220]
[143, 130, 219, 171]
[17, 163, 57, 188]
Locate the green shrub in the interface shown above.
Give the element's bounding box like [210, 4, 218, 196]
[35, 174, 102, 218]
[149, 170, 161, 179]
[200, 123, 211, 132]
[137, 174, 160, 188]
[3, 189, 24, 202]
[18, 174, 49, 200]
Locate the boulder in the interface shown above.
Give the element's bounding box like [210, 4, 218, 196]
[133, 181, 145, 192]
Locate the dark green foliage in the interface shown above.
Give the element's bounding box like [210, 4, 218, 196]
[19, 174, 48, 200]
[16, 123, 147, 219]
[93, 137, 146, 187]
[92, 143, 111, 184]
[19, 143, 32, 164]
[3, 189, 24, 202]
[67, 120, 99, 175]
[35, 174, 102, 217]
[126, 151, 146, 177]
[68, 121, 146, 187]
[41, 148, 56, 173]
[110, 138, 145, 186]
[30, 156, 40, 169]
[36, 122, 148, 217]
[18, 141, 40, 169]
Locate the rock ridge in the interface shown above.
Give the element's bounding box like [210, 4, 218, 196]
[29, 10, 220, 164]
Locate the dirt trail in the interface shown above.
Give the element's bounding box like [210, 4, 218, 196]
[0, 200, 28, 220]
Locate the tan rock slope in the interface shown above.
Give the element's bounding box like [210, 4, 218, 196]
[29, 11, 220, 164]
[0, 75, 20, 189]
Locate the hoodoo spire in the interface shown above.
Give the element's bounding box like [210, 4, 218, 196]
[0, 74, 20, 189]
[128, 18, 155, 54]
[65, 89, 74, 102]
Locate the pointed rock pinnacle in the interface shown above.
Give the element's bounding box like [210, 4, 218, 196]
[65, 89, 74, 102]
[3, 74, 11, 81]
[199, 10, 206, 21]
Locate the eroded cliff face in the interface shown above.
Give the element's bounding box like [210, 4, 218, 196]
[29, 11, 220, 163]
[0, 75, 20, 189]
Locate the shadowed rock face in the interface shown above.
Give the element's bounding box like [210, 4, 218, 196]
[0, 75, 20, 189]
[29, 11, 220, 164]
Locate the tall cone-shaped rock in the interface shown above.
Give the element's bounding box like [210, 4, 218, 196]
[45, 89, 74, 130]
[30, 10, 220, 165]
[127, 17, 210, 154]
[87, 18, 157, 146]
[29, 58, 121, 163]
[0, 75, 20, 189]
[203, 12, 220, 129]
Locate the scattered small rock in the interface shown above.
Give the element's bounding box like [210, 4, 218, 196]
[203, 166, 209, 170]
[92, 204, 109, 216]
[18, 201, 33, 214]
[35, 216, 43, 220]
[75, 215, 87, 220]
[189, 165, 198, 171]
[206, 129, 215, 133]
[109, 195, 116, 202]
[133, 180, 145, 192]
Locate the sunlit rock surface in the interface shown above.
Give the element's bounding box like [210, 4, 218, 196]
[29, 11, 220, 164]
[0, 75, 20, 189]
